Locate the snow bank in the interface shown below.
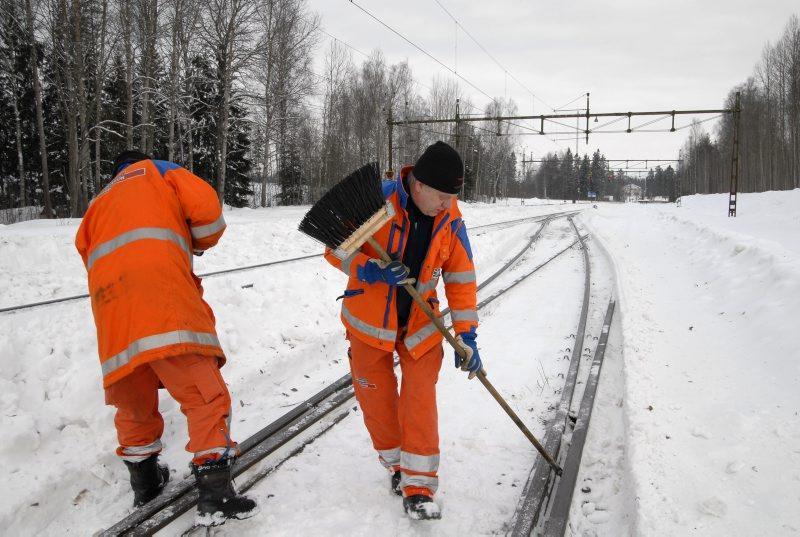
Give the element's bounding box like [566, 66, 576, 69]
[579, 190, 800, 536]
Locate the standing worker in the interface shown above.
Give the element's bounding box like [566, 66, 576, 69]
[324, 141, 482, 520]
[75, 150, 256, 527]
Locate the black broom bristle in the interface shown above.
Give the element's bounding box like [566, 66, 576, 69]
[298, 162, 386, 250]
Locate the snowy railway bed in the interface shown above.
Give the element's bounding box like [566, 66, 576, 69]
[0, 209, 579, 315]
[508, 220, 618, 537]
[93, 212, 599, 536]
[5, 193, 795, 535]
[2, 202, 589, 537]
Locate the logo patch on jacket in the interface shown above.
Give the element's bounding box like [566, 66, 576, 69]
[432, 268, 442, 280]
[356, 377, 377, 389]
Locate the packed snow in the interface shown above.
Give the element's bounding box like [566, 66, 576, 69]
[0, 191, 798, 536]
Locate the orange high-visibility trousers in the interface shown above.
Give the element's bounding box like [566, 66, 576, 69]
[347, 332, 444, 496]
[104, 354, 236, 464]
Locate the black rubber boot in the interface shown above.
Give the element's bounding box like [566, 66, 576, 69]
[391, 471, 402, 496]
[403, 494, 441, 520]
[123, 454, 170, 508]
[191, 457, 258, 526]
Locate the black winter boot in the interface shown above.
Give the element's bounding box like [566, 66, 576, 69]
[391, 471, 402, 496]
[191, 457, 258, 526]
[123, 454, 170, 508]
[403, 494, 441, 520]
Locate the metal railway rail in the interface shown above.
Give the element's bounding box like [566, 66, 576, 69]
[0, 210, 580, 315]
[508, 219, 617, 537]
[99, 214, 586, 536]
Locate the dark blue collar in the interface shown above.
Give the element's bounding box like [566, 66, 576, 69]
[396, 176, 409, 209]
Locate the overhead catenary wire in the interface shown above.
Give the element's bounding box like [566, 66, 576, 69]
[319, 28, 370, 58]
[429, 0, 555, 112]
[346, 0, 496, 104]
[554, 92, 589, 112]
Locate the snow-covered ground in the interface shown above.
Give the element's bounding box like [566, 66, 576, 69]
[0, 191, 798, 536]
[572, 190, 800, 537]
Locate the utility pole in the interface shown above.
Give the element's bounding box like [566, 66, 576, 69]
[387, 106, 394, 174]
[728, 92, 741, 217]
[455, 98, 465, 199]
[521, 153, 547, 199]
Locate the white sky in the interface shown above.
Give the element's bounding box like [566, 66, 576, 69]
[307, 0, 797, 172]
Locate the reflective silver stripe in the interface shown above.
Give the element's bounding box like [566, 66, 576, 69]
[194, 447, 229, 459]
[443, 270, 476, 284]
[120, 439, 163, 462]
[404, 322, 439, 350]
[415, 278, 437, 294]
[121, 439, 162, 455]
[341, 303, 396, 342]
[190, 214, 226, 239]
[400, 473, 439, 494]
[378, 447, 401, 468]
[87, 227, 191, 270]
[120, 454, 157, 463]
[341, 250, 360, 275]
[450, 309, 479, 323]
[102, 330, 221, 377]
[401, 451, 440, 473]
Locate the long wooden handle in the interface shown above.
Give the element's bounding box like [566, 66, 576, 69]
[365, 236, 562, 475]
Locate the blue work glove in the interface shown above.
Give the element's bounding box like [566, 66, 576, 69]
[454, 328, 482, 379]
[357, 259, 411, 286]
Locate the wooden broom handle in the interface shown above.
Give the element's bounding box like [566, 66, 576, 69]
[365, 236, 562, 475]
[366, 237, 464, 354]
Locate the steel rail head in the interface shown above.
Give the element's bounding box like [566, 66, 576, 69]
[508, 218, 592, 537]
[541, 300, 616, 537]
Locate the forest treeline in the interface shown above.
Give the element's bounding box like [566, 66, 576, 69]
[0, 2, 796, 220]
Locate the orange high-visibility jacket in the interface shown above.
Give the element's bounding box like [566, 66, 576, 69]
[324, 165, 478, 358]
[75, 159, 227, 388]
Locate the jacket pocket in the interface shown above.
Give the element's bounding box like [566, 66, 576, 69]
[184, 354, 227, 404]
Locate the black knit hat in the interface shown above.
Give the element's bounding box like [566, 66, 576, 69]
[112, 150, 150, 177]
[412, 141, 464, 194]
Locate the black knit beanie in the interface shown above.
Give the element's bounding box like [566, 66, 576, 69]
[112, 150, 151, 177]
[412, 141, 464, 194]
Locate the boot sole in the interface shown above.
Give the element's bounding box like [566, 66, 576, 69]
[195, 504, 260, 527]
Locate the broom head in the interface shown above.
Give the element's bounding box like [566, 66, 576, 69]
[298, 162, 394, 258]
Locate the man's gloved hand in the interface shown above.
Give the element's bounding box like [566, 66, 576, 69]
[357, 259, 412, 286]
[454, 327, 482, 379]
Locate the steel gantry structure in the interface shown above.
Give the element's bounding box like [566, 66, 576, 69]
[386, 92, 742, 215]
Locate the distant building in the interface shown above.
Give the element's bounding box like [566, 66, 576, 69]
[623, 183, 642, 202]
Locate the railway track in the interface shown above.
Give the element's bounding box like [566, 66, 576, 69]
[0, 210, 580, 315]
[98, 214, 590, 535]
[508, 218, 616, 537]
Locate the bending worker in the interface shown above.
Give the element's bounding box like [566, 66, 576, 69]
[75, 150, 256, 526]
[324, 141, 482, 520]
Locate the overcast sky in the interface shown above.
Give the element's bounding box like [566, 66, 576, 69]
[306, 0, 798, 172]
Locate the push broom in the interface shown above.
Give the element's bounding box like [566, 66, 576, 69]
[298, 162, 562, 476]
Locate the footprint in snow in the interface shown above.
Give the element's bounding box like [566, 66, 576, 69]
[698, 497, 727, 518]
[691, 427, 712, 439]
[726, 461, 745, 474]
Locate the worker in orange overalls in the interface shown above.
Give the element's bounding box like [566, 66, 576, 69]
[75, 150, 256, 526]
[324, 141, 481, 520]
